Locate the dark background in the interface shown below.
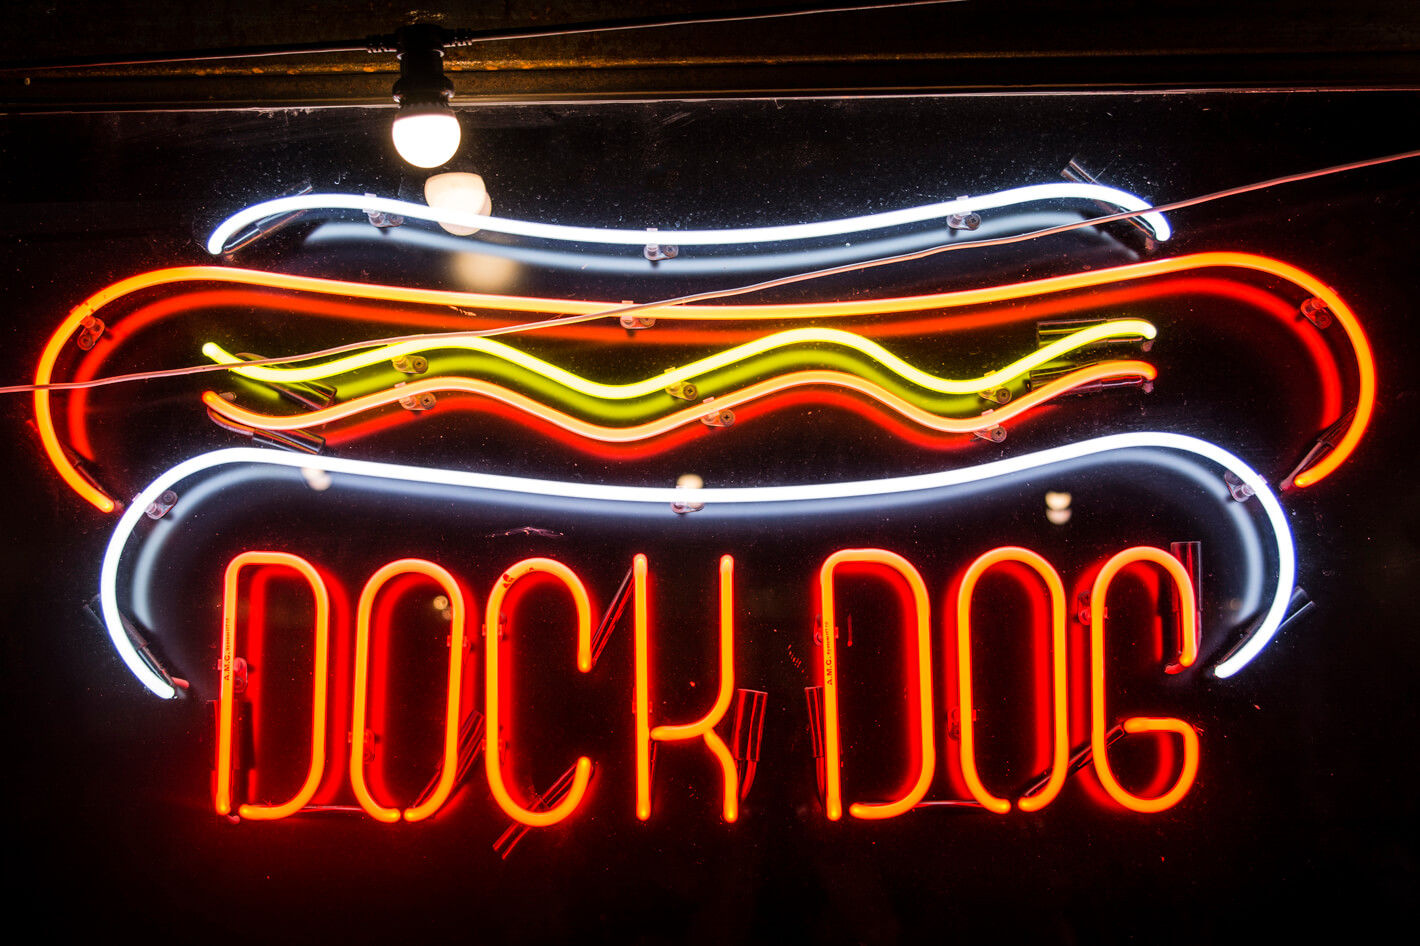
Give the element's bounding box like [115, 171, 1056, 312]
[2, 4, 1418, 944]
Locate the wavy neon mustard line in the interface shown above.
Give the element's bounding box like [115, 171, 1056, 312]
[203, 320, 1155, 399]
[202, 361, 1158, 443]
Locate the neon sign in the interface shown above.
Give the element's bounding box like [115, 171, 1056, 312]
[24, 170, 1377, 841]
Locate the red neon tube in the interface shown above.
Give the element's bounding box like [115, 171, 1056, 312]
[954, 547, 1070, 814]
[37, 253, 1372, 510]
[484, 557, 595, 828]
[1089, 547, 1200, 813]
[635, 555, 740, 823]
[215, 551, 331, 820]
[818, 549, 936, 821]
[350, 559, 468, 823]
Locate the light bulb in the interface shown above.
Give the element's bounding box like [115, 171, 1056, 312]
[392, 105, 461, 169]
[424, 171, 491, 235]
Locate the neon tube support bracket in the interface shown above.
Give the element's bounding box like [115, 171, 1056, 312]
[1224, 470, 1257, 502]
[805, 686, 826, 806]
[396, 382, 437, 412]
[619, 303, 654, 330]
[1166, 541, 1203, 675]
[231, 352, 336, 410]
[973, 422, 1007, 443]
[701, 404, 735, 428]
[731, 689, 768, 801]
[1019, 724, 1125, 802]
[492, 760, 584, 859]
[1061, 158, 1156, 243]
[143, 489, 178, 520]
[1301, 297, 1333, 329]
[75, 316, 105, 351]
[220, 182, 313, 255]
[1211, 588, 1313, 675]
[1038, 317, 1152, 354]
[671, 473, 706, 514]
[590, 564, 634, 666]
[206, 408, 326, 454]
[84, 597, 186, 696]
[643, 229, 679, 261]
[946, 210, 981, 231]
[1281, 409, 1355, 491]
[364, 193, 405, 229]
[26, 419, 122, 512]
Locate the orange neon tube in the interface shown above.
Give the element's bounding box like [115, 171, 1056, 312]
[636, 555, 740, 823]
[955, 547, 1070, 814]
[39, 252, 1370, 509]
[215, 551, 330, 820]
[484, 558, 594, 828]
[818, 549, 935, 821]
[1089, 547, 1200, 813]
[350, 559, 468, 823]
[201, 362, 1156, 442]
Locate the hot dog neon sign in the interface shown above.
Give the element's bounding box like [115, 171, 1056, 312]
[33, 251, 1374, 512]
[29, 179, 1372, 835]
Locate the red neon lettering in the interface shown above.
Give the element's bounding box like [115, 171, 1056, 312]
[818, 549, 936, 821]
[1089, 547, 1201, 813]
[955, 547, 1070, 814]
[633, 554, 739, 822]
[350, 559, 469, 823]
[215, 551, 331, 820]
[484, 558, 594, 828]
[205, 543, 1211, 825]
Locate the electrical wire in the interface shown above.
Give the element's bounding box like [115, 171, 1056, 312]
[0, 2, 967, 72]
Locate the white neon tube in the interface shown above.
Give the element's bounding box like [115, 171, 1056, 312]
[206, 182, 1171, 255]
[101, 433, 1288, 698]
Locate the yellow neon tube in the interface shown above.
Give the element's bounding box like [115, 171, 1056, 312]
[350, 558, 468, 824]
[216, 551, 331, 821]
[202, 362, 1157, 442]
[37, 252, 1372, 510]
[1089, 547, 1200, 813]
[484, 558, 595, 828]
[636, 555, 740, 823]
[955, 547, 1070, 814]
[201, 320, 1156, 396]
[818, 549, 936, 821]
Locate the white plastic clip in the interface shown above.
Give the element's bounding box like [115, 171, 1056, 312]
[671, 473, 705, 514]
[364, 193, 404, 228]
[395, 381, 436, 412]
[643, 228, 679, 261]
[665, 381, 700, 401]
